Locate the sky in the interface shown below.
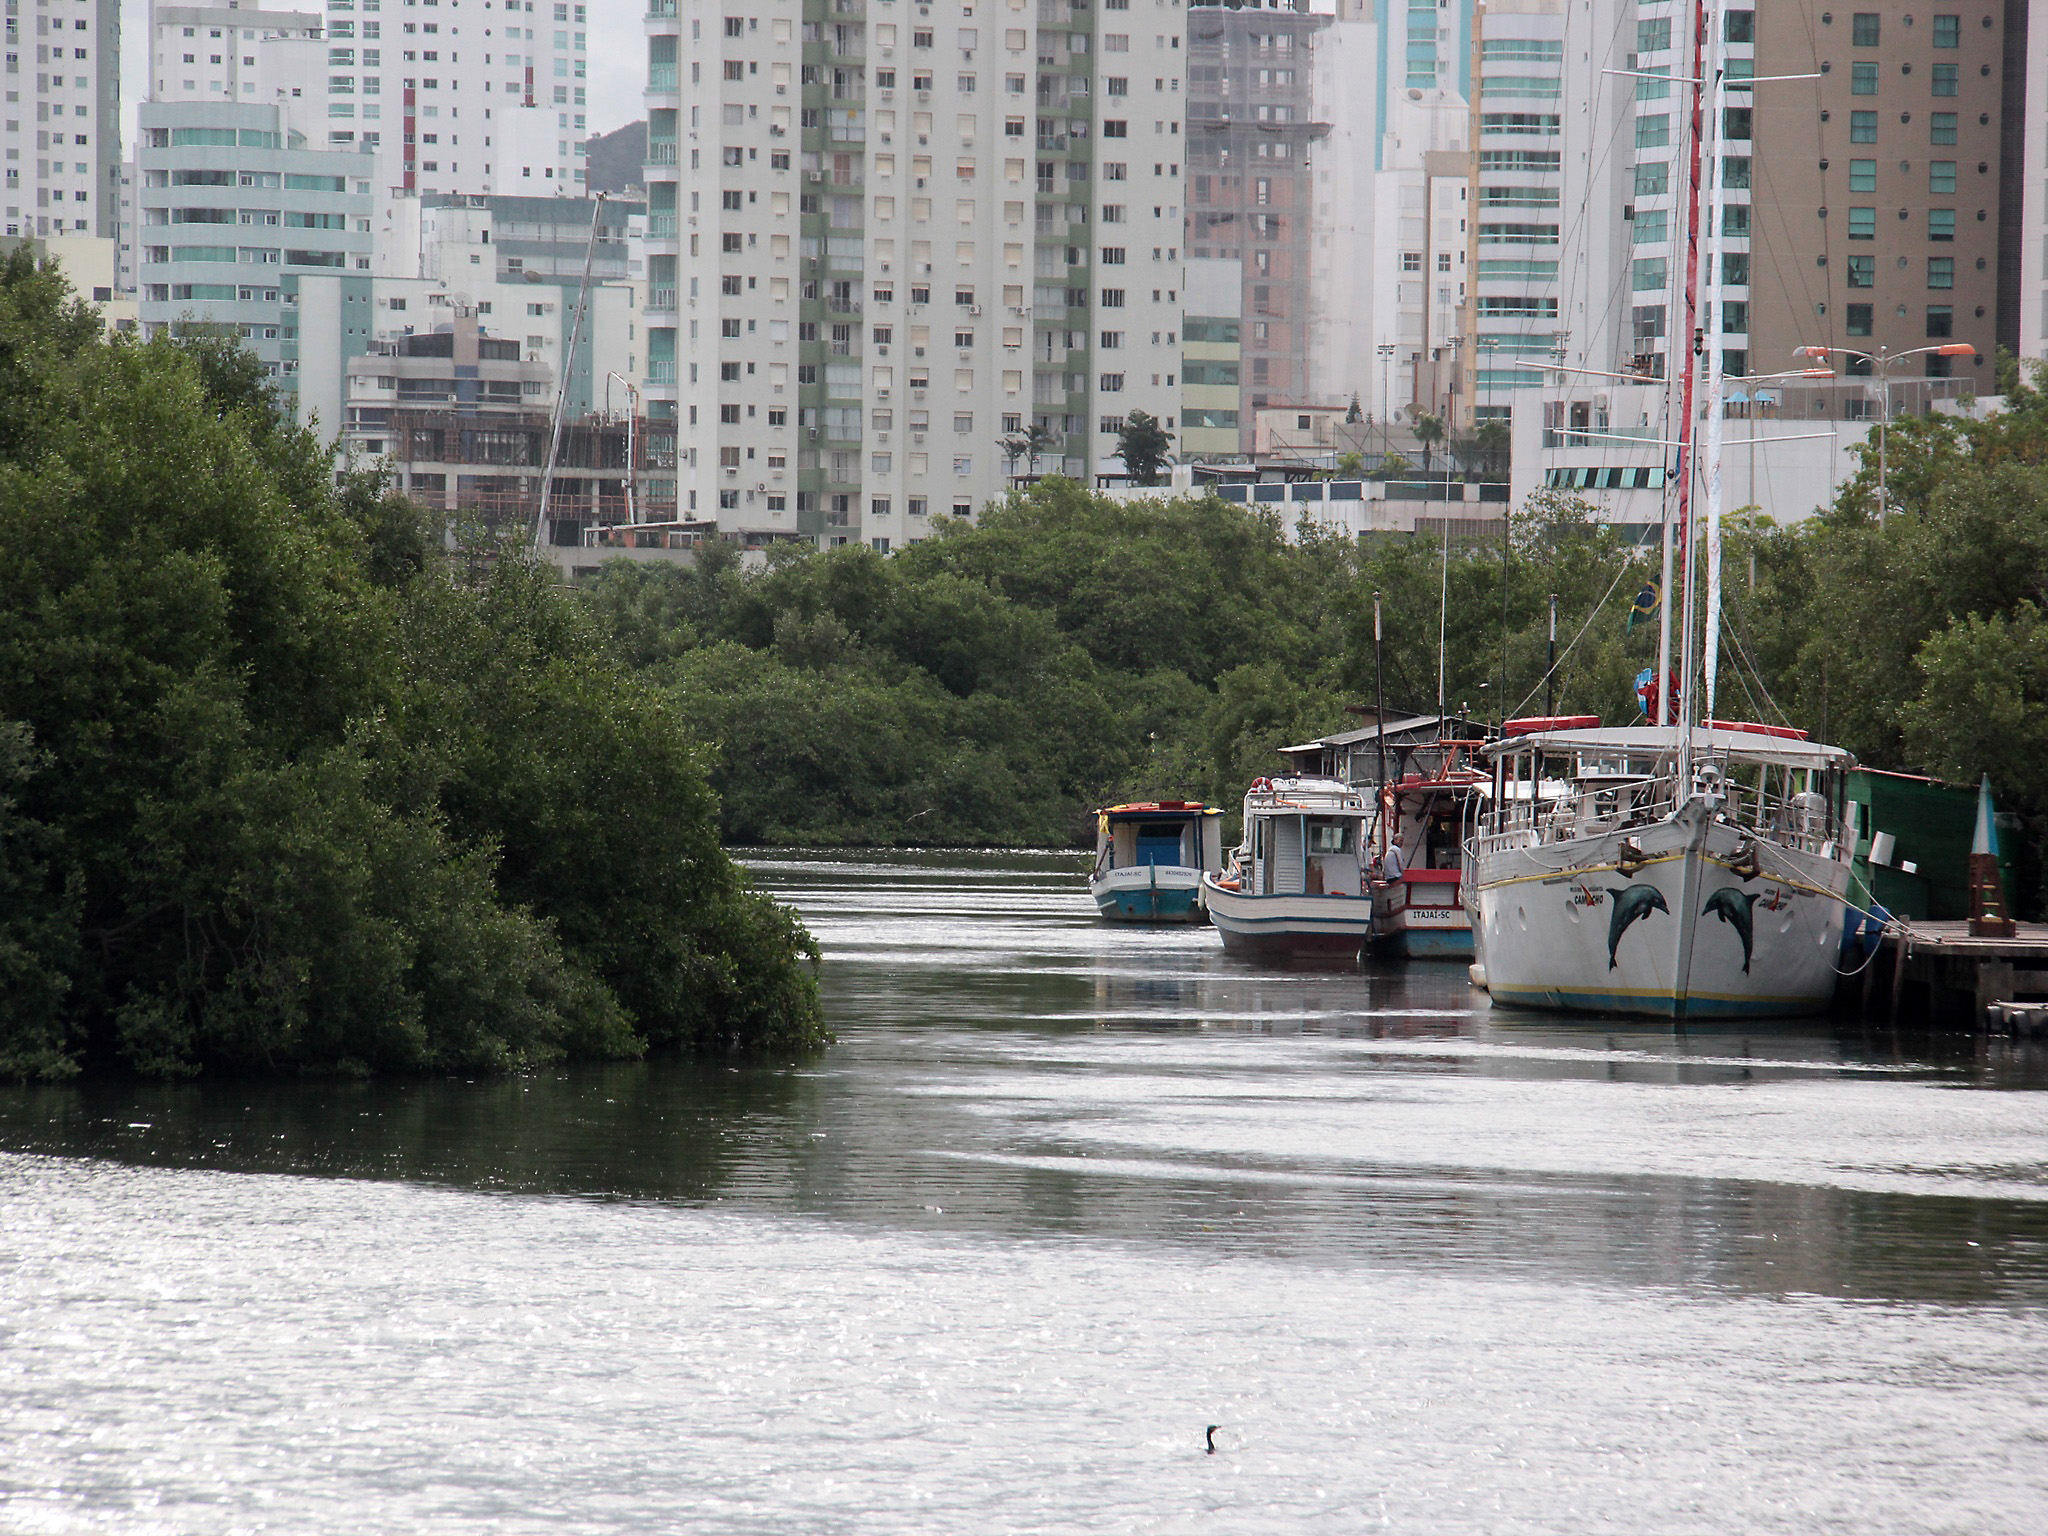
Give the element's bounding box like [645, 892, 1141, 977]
[119, 0, 646, 154]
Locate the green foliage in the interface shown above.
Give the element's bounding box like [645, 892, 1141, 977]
[0, 255, 822, 1079]
[1115, 409, 1175, 487]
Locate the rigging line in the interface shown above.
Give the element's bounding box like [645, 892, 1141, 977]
[1500, 554, 1638, 722]
[1718, 611, 1794, 729]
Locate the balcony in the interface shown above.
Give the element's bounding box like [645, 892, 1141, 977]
[648, 213, 677, 237]
[647, 287, 677, 312]
[648, 140, 677, 165]
[648, 64, 678, 91]
[647, 0, 677, 14]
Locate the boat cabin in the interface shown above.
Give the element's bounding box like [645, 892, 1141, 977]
[1277, 711, 1492, 791]
[1241, 777, 1373, 898]
[1094, 802, 1225, 875]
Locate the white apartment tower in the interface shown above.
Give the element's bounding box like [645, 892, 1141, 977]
[4, 0, 122, 240]
[644, 0, 1189, 550]
[145, 0, 590, 204]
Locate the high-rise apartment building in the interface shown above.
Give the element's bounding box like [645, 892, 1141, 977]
[3, 0, 122, 240]
[145, 0, 590, 205]
[136, 99, 373, 398]
[1750, 2, 2014, 393]
[1184, 0, 1328, 450]
[642, 0, 1189, 550]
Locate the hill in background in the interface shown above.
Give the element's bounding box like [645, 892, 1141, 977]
[585, 121, 647, 196]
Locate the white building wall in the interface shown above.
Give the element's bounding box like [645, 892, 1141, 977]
[4, 0, 122, 240]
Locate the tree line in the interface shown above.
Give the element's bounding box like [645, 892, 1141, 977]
[0, 251, 824, 1080]
[588, 375, 2048, 918]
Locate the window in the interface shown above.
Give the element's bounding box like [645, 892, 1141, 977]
[1850, 61, 1878, 95]
[1933, 14, 1961, 48]
[1723, 107, 1751, 139]
[1400, 251, 1422, 272]
[1098, 373, 1124, 391]
[1635, 162, 1669, 196]
[1931, 63, 1958, 96]
[1725, 10, 1754, 44]
[1722, 350, 1747, 379]
[1846, 303, 1874, 336]
[1847, 254, 1875, 287]
[1851, 111, 1878, 143]
[1926, 305, 1954, 339]
[1721, 204, 1749, 237]
[1848, 207, 1876, 240]
[1721, 300, 1748, 334]
[1851, 12, 1881, 46]
[1929, 161, 1957, 194]
[1721, 252, 1750, 286]
[1721, 157, 1750, 190]
[1848, 159, 1876, 192]
[1634, 115, 1670, 149]
[1632, 256, 1667, 291]
[1931, 113, 1958, 145]
[1633, 304, 1667, 341]
[1929, 208, 1956, 241]
[1637, 18, 1672, 51]
[1632, 209, 1668, 244]
[1928, 257, 1955, 289]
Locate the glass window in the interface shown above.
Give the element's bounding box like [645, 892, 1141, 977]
[1931, 63, 1959, 96]
[1925, 305, 1954, 338]
[1927, 257, 1955, 289]
[1721, 204, 1750, 237]
[1848, 159, 1876, 192]
[1723, 349, 1747, 378]
[1632, 256, 1667, 291]
[1850, 61, 1879, 94]
[1932, 14, 1960, 47]
[1846, 302, 1874, 336]
[1851, 13, 1881, 46]
[1723, 106, 1751, 139]
[1635, 114, 1671, 148]
[1721, 300, 1748, 334]
[1722, 156, 1751, 189]
[1635, 161, 1669, 196]
[1633, 209, 1669, 244]
[1848, 206, 1876, 240]
[1929, 160, 1956, 193]
[1637, 18, 1671, 51]
[1929, 207, 1956, 241]
[1850, 110, 1878, 143]
[1930, 112, 1958, 144]
[1847, 254, 1875, 287]
[1721, 252, 1749, 286]
[1725, 10, 1754, 44]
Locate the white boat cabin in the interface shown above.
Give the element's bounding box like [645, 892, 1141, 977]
[1241, 777, 1374, 898]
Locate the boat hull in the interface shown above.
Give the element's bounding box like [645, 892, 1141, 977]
[1472, 807, 1851, 1019]
[1376, 921, 1475, 961]
[1089, 865, 1208, 923]
[1372, 873, 1475, 960]
[1201, 877, 1375, 963]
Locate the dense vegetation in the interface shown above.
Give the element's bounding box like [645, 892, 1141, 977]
[0, 252, 823, 1081]
[588, 380, 2048, 916]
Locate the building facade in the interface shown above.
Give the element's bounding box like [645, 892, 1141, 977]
[4, 0, 122, 240]
[145, 0, 591, 204]
[641, 0, 1189, 549]
[136, 99, 373, 404]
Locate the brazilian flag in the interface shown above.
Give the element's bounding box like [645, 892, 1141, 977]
[1627, 578, 1661, 633]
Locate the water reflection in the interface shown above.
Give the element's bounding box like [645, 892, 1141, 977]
[1, 853, 2046, 1309]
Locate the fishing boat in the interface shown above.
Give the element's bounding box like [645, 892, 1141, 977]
[1201, 777, 1377, 961]
[1470, 720, 1856, 1017]
[1089, 801, 1226, 922]
[1370, 738, 1490, 960]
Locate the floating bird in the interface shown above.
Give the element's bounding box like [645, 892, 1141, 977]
[1205, 1425, 1221, 1455]
[1606, 884, 1670, 969]
[1703, 887, 1762, 973]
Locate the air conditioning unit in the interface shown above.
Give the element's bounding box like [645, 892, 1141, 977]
[969, 305, 982, 316]
[807, 170, 823, 182]
[912, 431, 926, 443]
[807, 426, 820, 439]
[877, 345, 889, 356]
[914, 346, 926, 357]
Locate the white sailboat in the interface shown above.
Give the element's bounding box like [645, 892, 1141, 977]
[1467, 0, 1857, 1019]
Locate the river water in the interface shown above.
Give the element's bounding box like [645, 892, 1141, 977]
[3, 854, 2048, 1533]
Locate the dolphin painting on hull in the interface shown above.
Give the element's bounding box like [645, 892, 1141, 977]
[1703, 887, 1762, 973]
[1605, 884, 1670, 969]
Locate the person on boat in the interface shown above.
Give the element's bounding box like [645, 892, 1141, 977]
[1380, 841, 1406, 882]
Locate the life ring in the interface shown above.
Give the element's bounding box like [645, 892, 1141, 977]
[1249, 777, 1273, 794]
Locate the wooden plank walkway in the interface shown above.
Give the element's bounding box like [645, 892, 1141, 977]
[1855, 920, 2048, 1032]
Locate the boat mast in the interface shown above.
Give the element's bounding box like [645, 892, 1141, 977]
[1671, 0, 1712, 782]
[1699, 0, 1730, 726]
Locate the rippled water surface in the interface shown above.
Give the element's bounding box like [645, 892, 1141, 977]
[5, 853, 2048, 1533]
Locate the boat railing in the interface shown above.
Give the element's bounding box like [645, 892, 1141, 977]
[1475, 770, 1848, 857]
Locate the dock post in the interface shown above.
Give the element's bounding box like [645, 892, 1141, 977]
[1975, 960, 2016, 1033]
[1887, 925, 1910, 1023]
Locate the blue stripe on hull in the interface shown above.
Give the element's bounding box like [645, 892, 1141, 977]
[1096, 887, 1207, 923]
[1487, 986, 1830, 1020]
[1379, 929, 1474, 960]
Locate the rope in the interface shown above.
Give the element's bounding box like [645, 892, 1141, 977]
[1502, 556, 1640, 722]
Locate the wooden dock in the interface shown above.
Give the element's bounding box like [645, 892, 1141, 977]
[1852, 920, 2048, 1033]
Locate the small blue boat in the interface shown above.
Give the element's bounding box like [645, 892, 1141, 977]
[1089, 802, 1227, 923]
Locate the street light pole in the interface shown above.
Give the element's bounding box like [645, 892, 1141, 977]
[1377, 343, 1397, 462]
[1795, 342, 1976, 524]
